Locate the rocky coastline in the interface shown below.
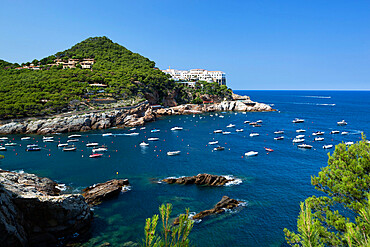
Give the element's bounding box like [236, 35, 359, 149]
[0, 97, 274, 135]
[162, 174, 235, 186]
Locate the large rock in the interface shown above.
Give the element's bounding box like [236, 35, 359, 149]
[162, 174, 234, 186]
[82, 179, 130, 205]
[0, 170, 93, 247]
[174, 196, 243, 225]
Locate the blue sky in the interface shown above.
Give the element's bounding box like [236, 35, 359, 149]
[0, 0, 369, 90]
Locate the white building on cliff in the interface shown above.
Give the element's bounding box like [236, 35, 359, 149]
[162, 68, 226, 86]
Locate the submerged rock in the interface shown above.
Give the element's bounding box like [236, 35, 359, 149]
[0, 169, 92, 247]
[174, 196, 243, 225]
[82, 179, 130, 205]
[162, 174, 234, 186]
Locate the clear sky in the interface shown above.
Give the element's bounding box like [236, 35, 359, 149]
[0, 0, 369, 90]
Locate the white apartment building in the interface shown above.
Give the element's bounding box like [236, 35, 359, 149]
[162, 68, 226, 86]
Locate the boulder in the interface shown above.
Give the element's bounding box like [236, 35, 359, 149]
[82, 179, 130, 205]
[162, 174, 234, 186]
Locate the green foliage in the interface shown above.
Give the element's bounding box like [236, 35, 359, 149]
[284, 135, 370, 246]
[191, 97, 203, 104]
[0, 154, 4, 159]
[141, 203, 194, 247]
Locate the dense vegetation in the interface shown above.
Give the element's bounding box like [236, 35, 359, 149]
[284, 135, 370, 246]
[0, 37, 232, 119]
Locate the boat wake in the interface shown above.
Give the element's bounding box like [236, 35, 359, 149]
[291, 102, 335, 106]
[301, 96, 331, 99]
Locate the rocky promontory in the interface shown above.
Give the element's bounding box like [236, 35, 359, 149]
[82, 179, 130, 205]
[162, 174, 235, 186]
[0, 169, 93, 246]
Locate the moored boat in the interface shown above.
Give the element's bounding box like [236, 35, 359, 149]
[89, 153, 103, 158]
[4, 143, 17, 146]
[0, 137, 8, 140]
[68, 134, 81, 138]
[213, 146, 225, 151]
[312, 131, 324, 136]
[314, 137, 324, 141]
[102, 133, 113, 137]
[295, 135, 305, 139]
[274, 136, 284, 140]
[274, 130, 284, 134]
[125, 132, 139, 136]
[298, 144, 312, 149]
[67, 139, 79, 142]
[296, 129, 306, 133]
[139, 141, 149, 146]
[244, 121, 250, 124]
[293, 138, 305, 143]
[226, 124, 235, 128]
[86, 142, 99, 147]
[337, 120, 347, 126]
[63, 146, 77, 151]
[0, 146, 7, 151]
[167, 151, 181, 156]
[222, 131, 231, 135]
[345, 141, 354, 145]
[208, 141, 219, 145]
[92, 147, 108, 152]
[26, 147, 41, 151]
[213, 130, 223, 133]
[341, 132, 348, 135]
[330, 130, 340, 134]
[148, 137, 159, 141]
[58, 143, 68, 147]
[245, 151, 258, 156]
[264, 147, 274, 152]
[236, 129, 244, 132]
[323, 144, 333, 149]
[151, 129, 160, 133]
[292, 118, 305, 123]
[171, 127, 183, 131]
[250, 133, 259, 137]
[21, 137, 31, 140]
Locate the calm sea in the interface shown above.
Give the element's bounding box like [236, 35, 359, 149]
[1, 90, 369, 246]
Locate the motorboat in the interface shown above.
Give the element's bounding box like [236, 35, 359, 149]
[295, 135, 305, 139]
[293, 138, 305, 143]
[213, 130, 223, 133]
[213, 146, 225, 151]
[0, 146, 6, 151]
[171, 127, 183, 131]
[274, 130, 284, 134]
[345, 141, 354, 145]
[208, 141, 219, 145]
[89, 153, 103, 158]
[226, 124, 235, 128]
[222, 131, 231, 135]
[0, 137, 8, 140]
[102, 133, 113, 137]
[167, 151, 181, 156]
[63, 146, 76, 151]
[4, 143, 17, 146]
[151, 129, 160, 133]
[86, 142, 99, 147]
[341, 132, 349, 135]
[139, 141, 149, 146]
[43, 139, 54, 142]
[129, 128, 136, 131]
[67, 139, 79, 142]
[43, 136, 53, 140]
[140, 127, 146, 130]
[58, 143, 68, 147]
[148, 138, 159, 141]
[298, 144, 312, 149]
[236, 129, 244, 132]
[330, 130, 340, 134]
[296, 129, 306, 133]
[323, 145, 333, 149]
[264, 147, 274, 152]
[68, 134, 81, 138]
[312, 131, 324, 136]
[27, 144, 38, 148]
[292, 118, 305, 123]
[256, 120, 263, 123]
[250, 133, 259, 137]
[92, 147, 108, 152]
[314, 137, 324, 141]
[253, 124, 262, 127]
[26, 147, 41, 151]
[337, 120, 347, 126]
[244, 121, 250, 124]
[125, 132, 139, 136]
[245, 151, 258, 157]
[219, 116, 224, 118]
[249, 122, 257, 125]
[21, 137, 31, 140]
[274, 136, 284, 140]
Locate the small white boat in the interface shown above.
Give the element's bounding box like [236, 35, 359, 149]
[223, 131, 231, 135]
[58, 143, 68, 147]
[292, 118, 305, 123]
[167, 151, 181, 156]
[312, 131, 324, 136]
[140, 127, 146, 130]
[337, 120, 347, 126]
[236, 129, 244, 132]
[341, 132, 349, 135]
[68, 134, 81, 138]
[219, 116, 224, 118]
[345, 141, 354, 145]
[208, 141, 219, 145]
[0, 146, 7, 151]
[86, 142, 99, 147]
[151, 129, 160, 133]
[323, 145, 333, 149]
[63, 146, 76, 152]
[43, 136, 53, 140]
[171, 127, 183, 131]
[21, 137, 31, 140]
[213, 146, 225, 151]
[330, 130, 340, 134]
[256, 120, 263, 123]
[67, 139, 79, 143]
[250, 133, 259, 137]
[5, 143, 17, 146]
[298, 144, 312, 149]
[293, 138, 305, 143]
[125, 132, 139, 136]
[296, 129, 306, 133]
[139, 142, 149, 146]
[27, 144, 38, 148]
[245, 151, 258, 157]
[43, 139, 54, 142]
[274, 136, 284, 140]
[0, 137, 9, 140]
[226, 124, 235, 128]
[92, 147, 108, 152]
[129, 128, 136, 131]
[102, 133, 113, 137]
[249, 122, 258, 125]
[296, 135, 305, 139]
[315, 137, 324, 141]
[210, 115, 214, 117]
[213, 130, 223, 133]
[89, 153, 103, 158]
[148, 137, 159, 141]
[274, 130, 284, 134]
[244, 121, 250, 124]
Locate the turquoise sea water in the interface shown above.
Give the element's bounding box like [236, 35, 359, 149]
[1, 90, 369, 246]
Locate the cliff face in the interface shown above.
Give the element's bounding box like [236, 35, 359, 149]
[0, 170, 93, 247]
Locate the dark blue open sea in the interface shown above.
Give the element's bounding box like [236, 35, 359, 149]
[1, 90, 369, 246]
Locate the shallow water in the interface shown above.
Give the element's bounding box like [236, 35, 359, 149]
[0, 90, 369, 246]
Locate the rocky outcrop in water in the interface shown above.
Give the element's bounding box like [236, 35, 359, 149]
[0, 169, 93, 247]
[82, 179, 130, 205]
[174, 196, 243, 225]
[162, 174, 234, 186]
